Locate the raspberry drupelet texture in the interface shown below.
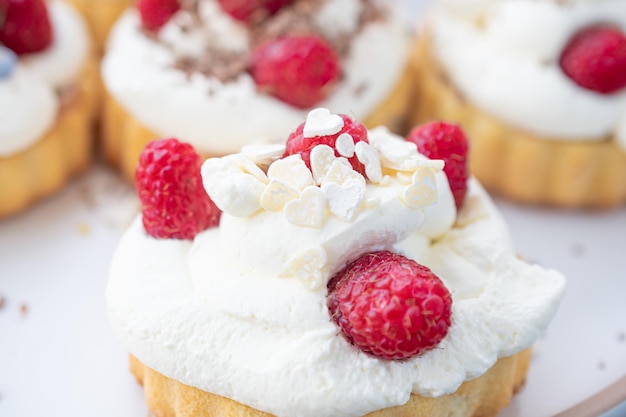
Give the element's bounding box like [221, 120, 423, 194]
[284, 114, 369, 176]
[327, 251, 453, 360]
[217, 0, 292, 23]
[137, 0, 180, 32]
[135, 138, 221, 240]
[0, 0, 53, 55]
[560, 25, 626, 95]
[249, 35, 340, 109]
[406, 122, 469, 210]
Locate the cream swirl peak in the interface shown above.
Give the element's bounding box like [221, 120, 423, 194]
[108, 109, 565, 417]
[428, 0, 626, 148]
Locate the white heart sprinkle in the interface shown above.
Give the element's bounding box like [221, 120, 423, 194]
[231, 154, 269, 183]
[355, 141, 382, 183]
[303, 108, 344, 138]
[400, 168, 438, 208]
[284, 186, 326, 228]
[310, 145, 337, 185]
[335, 133, 355, 157]
[322, 179, 366, 222]
[260, 179, 300, 211]
[284, 247, 328, 290]
[208, 173, 265, 217]
[267, 155, 314, 190]
[322, 160, 364, 185]
[368, 127, 418, 166]
[241, 144, 286, 166]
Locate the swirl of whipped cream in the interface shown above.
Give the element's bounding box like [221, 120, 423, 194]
[102, 0, 410, 155]
[107, 122, 565, 417]
[20, 1, 90, 88]
[0, 65, 57, 156]
[428, 0, 626, 148]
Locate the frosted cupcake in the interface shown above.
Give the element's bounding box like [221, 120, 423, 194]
[0, 0, 97, 218]
[412, 0, 626, 208]
[107, 109, 565, 417]
[101, 0, 413, 180]
[65, 0, 130, 53]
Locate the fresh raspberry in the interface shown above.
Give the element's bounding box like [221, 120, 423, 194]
[249, 35, 340, 109]
[283, 114, 369, 176]
[0, 0, 52, 55]
[406, 122, 469, 210]
[560, 25, 626, 94]
[218, 0, 292, 23]
[137, 0, 180, 32]
[135, 138, 221, 240]
[327, 251, 452, 360]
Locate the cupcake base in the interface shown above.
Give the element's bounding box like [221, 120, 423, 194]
[66, 0, 130, 53]
[0, 56, 99, 219]
[411, 35, 626, 208]
[102, 61, 414, 182]
[129, 349, 531, 417]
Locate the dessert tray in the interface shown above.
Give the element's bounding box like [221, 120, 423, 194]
[0, 162, 625, 417]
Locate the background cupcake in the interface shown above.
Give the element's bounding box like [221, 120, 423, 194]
[0, 0, 97, 218]
[65, 0, 130, 53]
[101, 0, 414, 180]
[412, 0, 626, 208]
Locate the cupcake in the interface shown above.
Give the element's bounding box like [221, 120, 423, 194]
[412, 0, 626, 208]
[65, 0, 130, 53]
[107, 109, 566, 417]
[0, 0, 97, 218]
[101, 0, 414, 180]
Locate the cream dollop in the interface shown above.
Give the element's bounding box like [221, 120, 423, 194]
[102, 0, 410, 155]
[0, 0, 89, 156]
[428, 0, 626, 147]
[107, 122, 565, 417]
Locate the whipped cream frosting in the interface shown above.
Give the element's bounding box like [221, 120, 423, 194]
[101, 0, 410, 155]
[107, 114, 565, 417]
[428, 0, 626, 149]
[0, 1, 89, 156]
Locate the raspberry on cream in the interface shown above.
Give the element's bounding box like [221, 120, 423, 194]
[107, 109, 566, 417]
[428, 0, 626, 148]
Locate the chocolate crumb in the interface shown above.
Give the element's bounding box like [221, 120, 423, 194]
[0, 296, 5, 310]
[19, 303, 28, 317]
[597, 361, 606, 370]
[570, 242, 586, 258]
[354, 82, 368, 97]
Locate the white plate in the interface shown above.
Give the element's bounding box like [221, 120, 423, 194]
[1, 165, 625, 417]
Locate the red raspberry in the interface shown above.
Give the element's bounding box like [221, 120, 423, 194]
[560, 25, 626, 94]
[0, 0, 53, 55]
[327, 251, 452, 360]
[135, 138, 221, 240]
[249, 36, 340, 109]
[406, 122, 469, 210]
[218, 0, 292, 23]
[137, 0, 180, 32]
[283, 114, 369, 176]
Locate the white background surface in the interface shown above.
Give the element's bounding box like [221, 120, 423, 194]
[0, 163, 625, 417]
[1, 0, 626, 416]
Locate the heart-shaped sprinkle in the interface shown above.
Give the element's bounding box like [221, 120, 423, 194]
[335, 133, 355, 157]
[241, 144, 286, 166]
[322, 160, 364, 185]
[284, 186, 326, 228]
[284, 246, 328, 290]
[400, 168, 438, 208]
[322, 179, 366, 221]
[303, 108, 344, 138]
[310, 145, 337, 184]
[260, 179, 300, 211]
[355, 141, 382, 183]
[368, 127, 417, 167]
[268, 155, 314, 190]
[232, 154, 269, 184]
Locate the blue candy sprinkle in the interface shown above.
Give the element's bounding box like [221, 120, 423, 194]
[0, 46, 18, 79]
